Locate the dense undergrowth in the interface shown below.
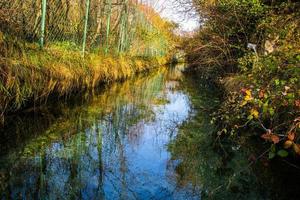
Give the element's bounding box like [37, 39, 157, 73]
[183, 0, 300, 160]
[0, 0, 179, 122]
[0, 34, 168, 122]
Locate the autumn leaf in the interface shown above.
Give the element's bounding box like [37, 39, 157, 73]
[293, 144, 300, 155]
[261, 133, 271, 141]
[250, 109, 259, 119]
[271, 135, 280, 144]
[241, 88, 246, 93]
[284, 140, 293, 149]
[261, 133, 280, 144]
[244, 94, 253, 101]
[295, 100, 300, 108]
[288, 132, 295, 141]
[259, 90, 265, 99]
[245, 89, 251, 96]
[241, 100, 248, 106]
[241, 89, 253, 103]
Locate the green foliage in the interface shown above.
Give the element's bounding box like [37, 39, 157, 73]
[183, 0, 266, 76]
[185, 0, 300, 160]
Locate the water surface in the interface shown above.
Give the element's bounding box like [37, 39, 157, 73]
[0, 66, 200, 199]
[1, 65, 297, 200]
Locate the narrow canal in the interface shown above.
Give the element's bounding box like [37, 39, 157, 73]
[0, 65, 297, 199]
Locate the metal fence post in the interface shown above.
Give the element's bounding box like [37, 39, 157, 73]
[40, 0, 47, 48]
[82, 0, 91, 56]
[105, 0, 112, 54]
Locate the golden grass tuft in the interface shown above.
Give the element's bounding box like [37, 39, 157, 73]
[0, 37, 167, 120]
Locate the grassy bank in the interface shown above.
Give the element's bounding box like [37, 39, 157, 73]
[0, 34, 168, 121]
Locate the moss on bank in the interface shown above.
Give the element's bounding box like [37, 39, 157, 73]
[0, 35, 168, 121]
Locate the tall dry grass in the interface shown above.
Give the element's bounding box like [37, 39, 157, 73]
[0, 35, 167, 121]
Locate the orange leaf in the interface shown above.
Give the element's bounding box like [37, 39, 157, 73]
[261, 133, 271, 141]
[261, 133, 280, 144]
[294, 100, 300, 108]
[259, 90, 265, 99]
[271, 135, 280, 144]
[288, 132, 295, 141]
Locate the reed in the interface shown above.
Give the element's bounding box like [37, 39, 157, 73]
[0, 35, 168, 121]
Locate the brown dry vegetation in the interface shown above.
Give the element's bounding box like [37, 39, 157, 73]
[0, 35, 167, 121]
[0, 0, 178, 122]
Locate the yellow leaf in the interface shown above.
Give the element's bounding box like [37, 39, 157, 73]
[284, 140, 293, 149]
[245, 89, 252, 96]
[250, 109, 259, 119]
[293, 144, 300, 155]
[241, 100, 248, 106]
[244, 95, 253, 101]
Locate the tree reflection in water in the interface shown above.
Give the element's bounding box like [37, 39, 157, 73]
[0, 65, 200, 199]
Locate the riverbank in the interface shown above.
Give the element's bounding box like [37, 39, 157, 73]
[169, 73, 300, 200]
[0, 35, 168, 121]
[182, 0, 300, 162]
[0, 66, 199, 199]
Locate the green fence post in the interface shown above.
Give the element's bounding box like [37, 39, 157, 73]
[40, 0, 47, 48]
[82, 0, 91, 56]
[105, 0, 112, 54]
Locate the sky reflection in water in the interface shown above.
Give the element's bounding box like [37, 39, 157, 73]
[0, 66, 201, 200]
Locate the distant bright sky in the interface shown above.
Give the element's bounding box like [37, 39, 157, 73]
[151, 0, 199, 32]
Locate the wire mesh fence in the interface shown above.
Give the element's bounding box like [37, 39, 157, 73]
[0, 0, 41, 42]
[0, 0, 171, 56]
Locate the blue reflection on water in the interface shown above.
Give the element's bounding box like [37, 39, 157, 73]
[0, 67, 201, 200]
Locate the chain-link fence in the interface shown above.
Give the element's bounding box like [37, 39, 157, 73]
[0, 0, 170, 56]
